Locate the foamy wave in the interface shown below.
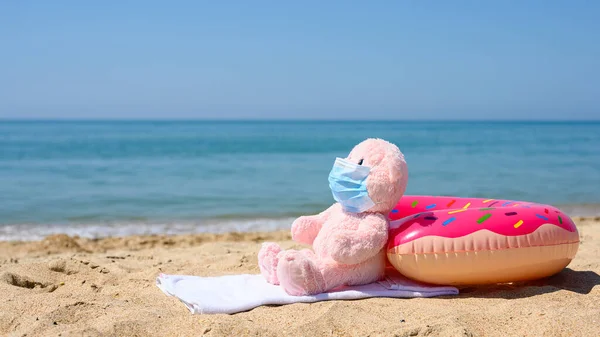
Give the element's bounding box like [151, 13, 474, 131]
[0, 217, 296, 242]
[2, 204, 599, 242]
[555, 204, 600, 217]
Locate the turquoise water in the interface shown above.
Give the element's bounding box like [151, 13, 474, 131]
[1, 120, 599, 240]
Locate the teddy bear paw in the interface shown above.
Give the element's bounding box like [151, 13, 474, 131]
[277, 250, 326, 296]
[258, 242, 282, 285]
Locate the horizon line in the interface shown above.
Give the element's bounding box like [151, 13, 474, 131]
[1, 118, 600, 123]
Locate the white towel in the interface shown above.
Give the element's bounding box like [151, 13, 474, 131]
[156, 269, 458, 314]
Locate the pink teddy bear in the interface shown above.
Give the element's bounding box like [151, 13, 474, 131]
[258, 138, 408, 295]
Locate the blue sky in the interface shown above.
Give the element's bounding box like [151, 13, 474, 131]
[1, 1, 599, 120]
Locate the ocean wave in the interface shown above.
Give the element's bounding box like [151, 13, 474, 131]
[0, 217, 296, 242]
[554, 204, 600, 217]
[1, 204, 599, 242]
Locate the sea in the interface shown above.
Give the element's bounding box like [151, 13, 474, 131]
[1, 120, 599, 241]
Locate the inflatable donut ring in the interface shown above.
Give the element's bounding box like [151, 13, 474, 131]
[386, 196, 580, 285]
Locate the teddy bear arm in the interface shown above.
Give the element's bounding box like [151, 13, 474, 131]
[329, 214, 388, 265]
[291, 205, 334, 245]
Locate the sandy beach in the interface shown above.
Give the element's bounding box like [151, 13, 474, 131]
[1, 217, 598, 337]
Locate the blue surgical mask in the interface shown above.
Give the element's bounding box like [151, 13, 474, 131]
[328, 157, 375, 213]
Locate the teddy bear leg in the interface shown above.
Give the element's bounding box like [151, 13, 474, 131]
[258, 242, 283, 285]
[277, 249, 326, 296]
[320, 254, 387, 289]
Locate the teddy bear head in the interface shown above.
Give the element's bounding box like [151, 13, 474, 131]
[337, 138, 408, 214]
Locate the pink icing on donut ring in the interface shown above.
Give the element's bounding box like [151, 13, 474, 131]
[386, 196, 580, 285]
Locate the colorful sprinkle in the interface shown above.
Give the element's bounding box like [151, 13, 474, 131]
[558, 215, 563, 224]
[411, 200, 418, 208]
[413, 213, 421, 218]
[512, 204, 519, 207]
[536, 214, 549, 221]
[488, 201, 499, 207]
[425, 204, 437, 210]
[479, 207, 495, 211]
[442, 217, 456, 226]
[446, 200, 456, 207]
[391, 209, 399, 213]
[424, 216, 438, 221]
[477, 213, 492, 224]
[502, 201, 512, 206]
[505, 212, 517, 216]
[544, 208, 549, 214]
[448, 209, 468, 215]
[483, 199, 493, 203]
[514, 220, 524, 228]
[463, 202, 471, 209]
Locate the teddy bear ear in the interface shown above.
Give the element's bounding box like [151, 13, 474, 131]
[387, 153, 406, 185]
[387, 159, 400, 183]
